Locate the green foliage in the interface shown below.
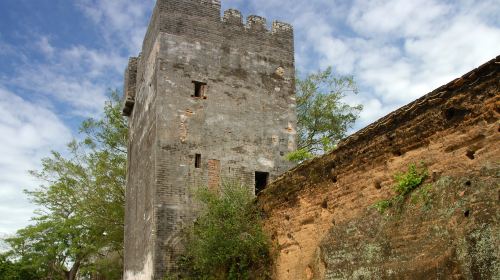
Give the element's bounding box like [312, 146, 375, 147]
[393, 163, 428, 196]
[372, 163, 429, 214]
[410, 184, 433, 210]
[79, 252, 123, 279]
[371, 199, 392, 214]
[285, 148, 313, 162]
[179, 181, 271, 280]
[5, 91, 127, 279]
[289, 67, 362, 162]
[0, 253, 42, 280]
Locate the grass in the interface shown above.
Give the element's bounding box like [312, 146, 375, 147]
[372, 163, 429, 214]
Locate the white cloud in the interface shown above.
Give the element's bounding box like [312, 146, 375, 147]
[60, 45, 126, 77]
[3, 38, 125, 116]
[347, 0, 451, 39]
[11, 67, 109, 116]
[36, 36, 55, 57]
[0, 87, 72, 234]
[76, 0, 154, 53]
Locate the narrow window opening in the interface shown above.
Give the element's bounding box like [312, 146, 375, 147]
[255, 171, 269, 195]
[195, 154, 201, 168]
[193, 81, 207, 98]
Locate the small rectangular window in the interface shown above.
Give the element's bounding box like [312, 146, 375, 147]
[255, 171, 269, 195]
[195, 154, 201, 168]
[193, 81, 207, 98]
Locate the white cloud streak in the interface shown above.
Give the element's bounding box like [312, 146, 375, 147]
[5, 41, 121, 116]
[0, 87, 72, 234]
[76, 0, 155, 53]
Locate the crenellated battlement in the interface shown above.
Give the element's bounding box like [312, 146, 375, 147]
[246, 15, 267, 31]
[222, 9, 293, 36]
[150, 0, 293, 34]
[222, 9, 294, 37]
[156, 0, 221, 15]
[141, 0, 293, 58]
[223, 9, 243, 25]
[272, 20, 293, 35]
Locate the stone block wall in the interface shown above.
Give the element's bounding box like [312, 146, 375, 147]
[122, 0, 296, 278]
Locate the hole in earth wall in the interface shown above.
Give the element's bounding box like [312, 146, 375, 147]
[464, 209, 471, 218]
[466, 150, 475, 160]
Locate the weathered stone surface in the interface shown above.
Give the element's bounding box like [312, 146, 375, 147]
[122, 0, 296, 279]
[258, 56, 500, 279]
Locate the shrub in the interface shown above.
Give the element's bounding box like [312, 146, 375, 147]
[179, 181, 271, 280]
[393, 163, 428, 196]
[372, 163, 428, 214]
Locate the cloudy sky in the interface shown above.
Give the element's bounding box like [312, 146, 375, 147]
[0, 0, 498, 235]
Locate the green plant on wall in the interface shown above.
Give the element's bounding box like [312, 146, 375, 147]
[410, 183, 433, 210]
[393, 163, 428, 196]
[372, 199, 393, 214]
[372, 163, 429, 214]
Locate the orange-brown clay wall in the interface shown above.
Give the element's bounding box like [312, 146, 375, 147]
[258, 56, 500, 279]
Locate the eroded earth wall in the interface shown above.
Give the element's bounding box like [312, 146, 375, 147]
[258, 56, 500, 279]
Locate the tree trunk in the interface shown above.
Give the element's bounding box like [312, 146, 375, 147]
[66, 259, 81, 280]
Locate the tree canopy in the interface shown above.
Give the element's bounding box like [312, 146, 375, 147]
[287, 67, 363, 162]
[3, 91, 127, 280]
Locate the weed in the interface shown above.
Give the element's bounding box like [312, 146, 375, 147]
[372, 163, 429, 214]
[393, 163, 428, 196]
[411, 184, 433, 210]
[371, 199, 392, 214]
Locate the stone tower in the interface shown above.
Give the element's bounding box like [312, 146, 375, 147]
[121, 0, 296, 278]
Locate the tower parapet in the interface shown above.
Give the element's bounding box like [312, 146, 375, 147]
[272, 20, 293, 36]
[137, 0, 294, 79]
[223, 9, 243, 25]
[246, 15, 267, 31]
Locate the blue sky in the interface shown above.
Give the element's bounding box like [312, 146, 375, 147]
[0, 0, 499, 236]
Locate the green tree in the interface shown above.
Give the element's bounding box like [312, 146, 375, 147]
[178, 181, 271, 280]
[287, 67, 363, 162]
[0, 253, 42, 280]
[5, 91, 127, 280]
